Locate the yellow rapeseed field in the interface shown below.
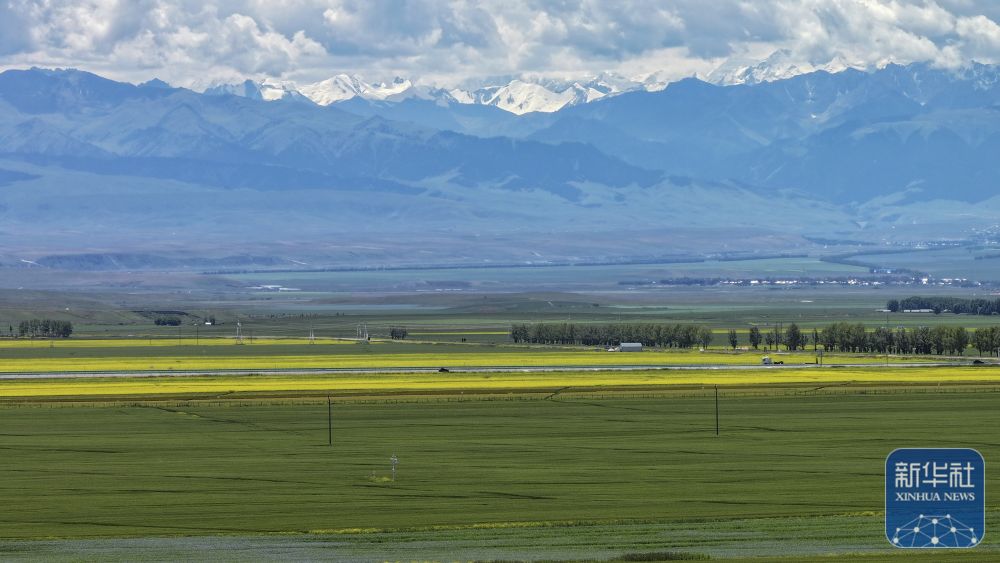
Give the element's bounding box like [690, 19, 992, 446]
[2, 366, 998, 399]
[0, 347, 925, 373]
[409, 331, 510, 335]
[0, 339, 938, 375]
[0, 337, 357, 349]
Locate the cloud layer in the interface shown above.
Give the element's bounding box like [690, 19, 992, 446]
[2, 0, 1000, 87]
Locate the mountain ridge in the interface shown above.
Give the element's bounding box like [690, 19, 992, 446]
[2, 63, 1000, 263]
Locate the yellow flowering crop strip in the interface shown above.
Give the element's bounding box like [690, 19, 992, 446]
[409, 331, 510, 335]
[0, 347, 927, 373]
[0, 338, 358, 349]
[2, 366, 998, 399]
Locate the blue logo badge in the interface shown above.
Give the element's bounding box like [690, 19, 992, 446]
[886, 448, 984, 548]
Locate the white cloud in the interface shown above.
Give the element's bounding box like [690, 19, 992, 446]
[0, 1, 34, 56]
[1, 0, 1000, 87]
[955, 14, 1000, 54]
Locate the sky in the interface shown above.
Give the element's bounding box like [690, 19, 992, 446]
[2, 0, 1000, 89]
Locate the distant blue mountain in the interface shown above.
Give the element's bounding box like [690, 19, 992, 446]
[523, 63, 1000, 204]
[0, 68, 658, 202]
[330, 62, 1000, 205]
[2, 64, 1000, 261]
[0, 67, 173, 113]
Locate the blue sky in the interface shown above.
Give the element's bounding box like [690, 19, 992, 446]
[2, 1, 1000, 88]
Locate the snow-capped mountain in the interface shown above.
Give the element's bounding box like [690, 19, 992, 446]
[205, 74, 427, 106]
[296, 74, 368, 105]
[203, 73, 650, 114]
[707, 50, 863, 85]
[297, 74, 431, 105]
[8, 63, 1000, 260]
[460, 80, 593, 114]
[453, 73, 646, 114]
[198, 51, 889, 114]
[204, 79, 305, 102]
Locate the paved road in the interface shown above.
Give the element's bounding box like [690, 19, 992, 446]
[0, 361, 985, 380]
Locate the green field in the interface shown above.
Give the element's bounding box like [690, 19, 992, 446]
[3, 273, 1000, 560]
[0, 384, 998, 560]
[5, 277, 1000, 344]
[842, 247, 1000, 281]
[219, 257, 871, 293]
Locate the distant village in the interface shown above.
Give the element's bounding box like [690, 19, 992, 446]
[619, 275, 981, 289]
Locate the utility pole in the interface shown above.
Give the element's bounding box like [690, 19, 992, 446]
[327, 395, 332, 446]
[885, 311, 890, 366]
[715, 385, 720, 436]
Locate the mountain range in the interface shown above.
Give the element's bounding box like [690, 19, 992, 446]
[2, 61, 1000, 268]
[204, 71, 655, 115]
[200, 51, 858, 115]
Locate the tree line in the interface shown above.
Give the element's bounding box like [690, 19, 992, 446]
[749, 322, 983, 356]
[511, 321, 1000, 356]
[888, 296, 1000, 315]
[17, 319, 73, 338]
[972, 327, 1000, 356]
[510, 323, 714, 348]
[817, 322, 970, 355]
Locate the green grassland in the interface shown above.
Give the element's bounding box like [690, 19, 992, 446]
[2, 263, 1000, 560]
[219, 257, 872, 293]
[3, 264, 999, 343]
[0, 388, 997, 561]
[842, 246, 1000, 281]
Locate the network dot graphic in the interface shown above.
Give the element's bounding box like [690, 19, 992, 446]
[892, 515, 978, 548]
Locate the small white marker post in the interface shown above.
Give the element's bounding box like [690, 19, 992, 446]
[390, 453, 398, 481]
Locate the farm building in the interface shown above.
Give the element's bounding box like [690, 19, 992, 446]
[619, 342, 643, 352]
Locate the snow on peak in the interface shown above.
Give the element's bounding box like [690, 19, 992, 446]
[450, 74, 644, 115]
[297, 74, 368, 105]
[368, 77, 414, 101]
[204, 79, 303, 102]
[203, 70, 674, 114]
[297, 74, 426, 105]
[707, 50, 867, 85]
[447, 88, 474, 104]
[202, 54, 874, 116]
[481, 79, 579, 114]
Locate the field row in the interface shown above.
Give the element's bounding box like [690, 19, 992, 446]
[0, 337, 356, 348]
[0, 340, 949, 374]
[0, 391, 996, 561]
[3, 366, 1000, 399]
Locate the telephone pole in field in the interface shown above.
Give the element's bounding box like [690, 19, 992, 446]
[715, 385, 720, 436]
